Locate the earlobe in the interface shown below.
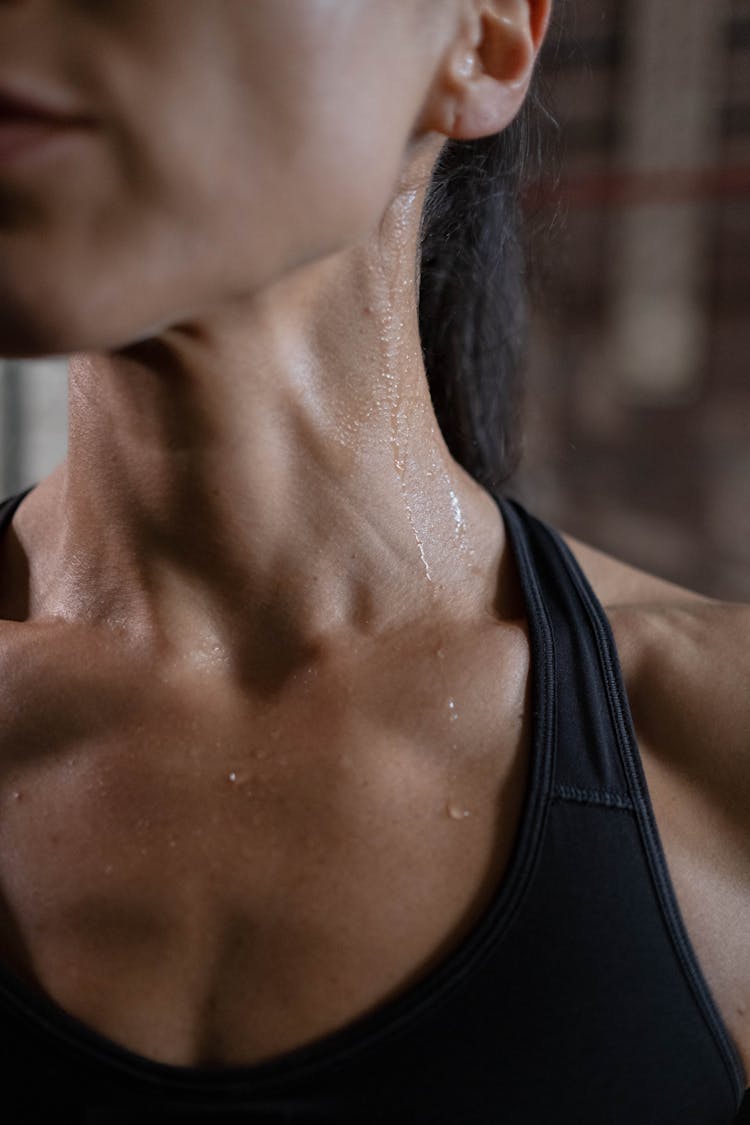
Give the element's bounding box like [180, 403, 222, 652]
[449, 72, 528, 141]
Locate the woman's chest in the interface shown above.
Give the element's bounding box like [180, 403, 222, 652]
[0, 699, 531, 1069]
[0, 636, 745, 1084]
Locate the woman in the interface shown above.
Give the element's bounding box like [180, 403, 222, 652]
[0, 1, 747, 1120]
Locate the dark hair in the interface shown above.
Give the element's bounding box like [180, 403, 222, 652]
[417, 53, 560, 493]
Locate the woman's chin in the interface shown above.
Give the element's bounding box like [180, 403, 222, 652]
[0, 300, 165, 361]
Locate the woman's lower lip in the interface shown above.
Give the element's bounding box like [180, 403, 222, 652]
[0, 118, 89, 168]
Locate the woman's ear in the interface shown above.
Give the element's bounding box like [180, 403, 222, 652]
[416, 0, 552, 142]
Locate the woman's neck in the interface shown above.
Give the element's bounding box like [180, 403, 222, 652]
[3, 187, 512, 674]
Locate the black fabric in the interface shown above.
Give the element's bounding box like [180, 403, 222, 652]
[0, 483, 746, 1123]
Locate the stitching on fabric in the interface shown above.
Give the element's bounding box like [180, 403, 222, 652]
[551, 784, 635, 810]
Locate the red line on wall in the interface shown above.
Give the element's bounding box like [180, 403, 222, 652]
[522, 164, 750, 209]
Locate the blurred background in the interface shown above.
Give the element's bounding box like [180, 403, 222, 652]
[0, 0, 748, 600]
[508, 0, 750, 599]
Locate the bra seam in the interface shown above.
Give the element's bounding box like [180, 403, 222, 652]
[551, 784, 635, 811]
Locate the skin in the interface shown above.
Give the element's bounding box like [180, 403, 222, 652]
[0, 0, 748, 1082]
[0, 0, 546, 666]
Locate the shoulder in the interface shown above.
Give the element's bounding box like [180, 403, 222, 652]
[561, 529, 750, 821]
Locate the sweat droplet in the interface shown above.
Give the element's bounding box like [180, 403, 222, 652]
[447, 698, 459, 722]
[448, 489, 466, 538]
[446, 801, 471, 819]
[228, 771, 237, 782]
